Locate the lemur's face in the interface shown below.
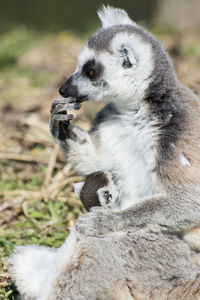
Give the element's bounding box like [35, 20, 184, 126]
[59, 7, 155, 109]
[74, 172, 118, 211]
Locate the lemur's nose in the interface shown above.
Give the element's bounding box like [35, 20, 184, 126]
[59, 76, 78, 98]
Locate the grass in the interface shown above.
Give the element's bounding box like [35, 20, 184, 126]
[0, 189, 80, 298]
[0, 26, 85, 297]
[0, 27, 36, 69]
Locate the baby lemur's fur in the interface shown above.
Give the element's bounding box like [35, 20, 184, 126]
[74, 171, 118, 210]
[50, 6, 200, 237]
[78, 172, 108, 210]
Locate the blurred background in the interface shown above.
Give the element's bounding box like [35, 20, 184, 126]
[0, 1, 200, 298]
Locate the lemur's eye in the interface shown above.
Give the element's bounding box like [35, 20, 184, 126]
[103, 191, 112, 204]
[87, 68, 95, 79]
[104, 191, 109, 198]
[82, 59, 103, 80]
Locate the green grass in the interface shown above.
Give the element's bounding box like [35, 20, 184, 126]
[0, 27, 36, 69]
[0, 178, 43, 191]
[0, 196, 79, 298]
[0, 286, 19, 300]
[0, 25, 83, 298]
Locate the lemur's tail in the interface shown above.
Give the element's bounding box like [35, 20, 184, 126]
[8, 227, 77, 299]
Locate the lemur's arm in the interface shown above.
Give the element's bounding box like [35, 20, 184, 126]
[76, 194, 200, 236]
[50, 99, 100, 175]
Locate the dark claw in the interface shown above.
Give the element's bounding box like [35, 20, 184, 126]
[50, 99, 68, 113]
[55, 104, 68, 114]
[54, 114, 74, 121]
[73, 102, 81, 110]
[58, 121, 71, 141]
[50, 98, 81, 114]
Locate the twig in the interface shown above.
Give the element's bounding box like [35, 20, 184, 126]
[44, 144, 60, 187]
[0, 273, 10, 279]
[58, 196, 82, 207]
[11, 131, 54, 146]
[52, 163, 73, 182]
[0, 196, 25, 212]
[22, 201, 42, 229]
[0, 152, 51, 165]
[0, 190, 35, 197]
[46, 176, 83, 194]
[0, 176, 83, 206]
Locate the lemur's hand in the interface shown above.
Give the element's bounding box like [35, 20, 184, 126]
[76, 207, 120, 236]
[50, 98, 80, 141]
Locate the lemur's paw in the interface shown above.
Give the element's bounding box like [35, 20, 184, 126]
[50, 98, 79, 141]
[50, 97, 81, 113]
[76, 207, 114, 236]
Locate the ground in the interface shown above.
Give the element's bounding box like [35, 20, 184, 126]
[0, 26, 200, 299]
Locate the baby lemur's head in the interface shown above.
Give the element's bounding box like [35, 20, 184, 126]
[59, 5, 176, 110]
[74, 172, 118, 211]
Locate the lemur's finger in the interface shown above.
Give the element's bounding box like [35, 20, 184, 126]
[54, 114, 74, 121]
[50, 98, 68, 113]
[51, 99, 81, 114]
[71, 102, 81, 110]
[54, 104, 69, 114]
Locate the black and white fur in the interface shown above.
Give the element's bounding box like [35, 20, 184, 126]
[50, 5, 200, 236]
[74, 171, 119, 210]
[9, 6, 200, 299]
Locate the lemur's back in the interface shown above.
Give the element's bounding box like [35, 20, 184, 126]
[46, 229, 200, 300]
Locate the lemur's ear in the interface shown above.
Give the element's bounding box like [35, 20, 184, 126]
[119, 44, 139, 68]
[73, 182, 84, 199]
[97, 5, 134, 28]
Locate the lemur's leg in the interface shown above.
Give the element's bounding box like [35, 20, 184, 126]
[50, 99, 100, 175]
[76, 194, 200, 237]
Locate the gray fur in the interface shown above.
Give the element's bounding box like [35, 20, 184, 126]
[49, 4, 200, 210]
[10, 5, 200, 299]
[49, 4, 200, 241]
[9, 227, 200, 300]
[50, 231, 200, 300]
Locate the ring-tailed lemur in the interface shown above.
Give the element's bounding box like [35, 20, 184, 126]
[9, 7, 200, 299]
[75, 171, 200, 250]
[9, 172, 200, 300]
[74, 171, 118, 210]
[50, 5, 200, 237]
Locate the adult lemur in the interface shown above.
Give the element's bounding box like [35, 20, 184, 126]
[50, 5, 200, 236]
[9, 6, 200, 300]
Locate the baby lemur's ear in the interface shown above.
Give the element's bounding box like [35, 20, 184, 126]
[73, 182, 84, 199]
[97, 5, 134, 28]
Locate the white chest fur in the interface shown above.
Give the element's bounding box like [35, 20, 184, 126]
[98, 106, 161, 210]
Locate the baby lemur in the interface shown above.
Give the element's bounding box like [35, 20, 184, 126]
[76, 172, 200, 250]
[50, 5, 200, 237]
[74, 171, 118, 210]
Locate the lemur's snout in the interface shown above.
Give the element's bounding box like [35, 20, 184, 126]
[59, 76, 79, 99]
